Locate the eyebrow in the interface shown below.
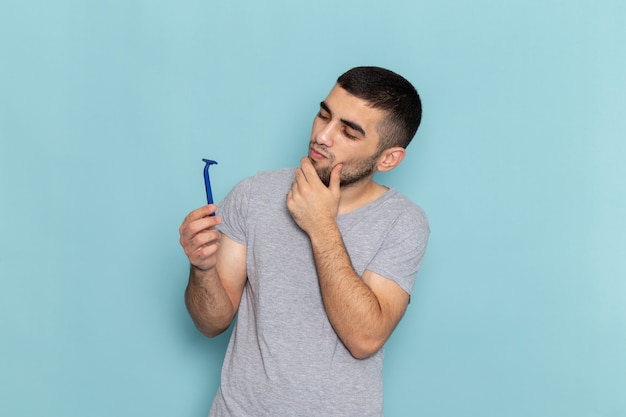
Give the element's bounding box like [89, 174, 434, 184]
[320, 101, 366, 137]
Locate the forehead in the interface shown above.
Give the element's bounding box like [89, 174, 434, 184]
[322, 85, 387, 130]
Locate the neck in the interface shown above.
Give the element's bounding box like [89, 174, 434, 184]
[337, 177, 388, 215]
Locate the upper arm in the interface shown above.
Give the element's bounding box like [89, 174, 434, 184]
[216, 233, 248, 312]
[362, 270, 411, 344]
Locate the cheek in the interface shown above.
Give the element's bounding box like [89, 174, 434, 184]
[311, 118, 324, 136]
[341, 147, 379, 167]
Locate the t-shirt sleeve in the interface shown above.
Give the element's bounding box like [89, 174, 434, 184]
[366, 206, 430, 295]
[216, 176, 253, 246]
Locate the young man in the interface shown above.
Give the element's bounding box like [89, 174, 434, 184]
[179, 66, 430, 417]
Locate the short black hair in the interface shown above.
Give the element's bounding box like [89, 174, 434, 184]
[337, 66, 422, 150]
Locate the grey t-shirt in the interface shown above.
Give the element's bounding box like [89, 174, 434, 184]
[211, 168, 429, 417]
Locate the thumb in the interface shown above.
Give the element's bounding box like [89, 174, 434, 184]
[329, 163, 343, 192]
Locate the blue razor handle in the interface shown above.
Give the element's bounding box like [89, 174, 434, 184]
[202, 159, 218, 215]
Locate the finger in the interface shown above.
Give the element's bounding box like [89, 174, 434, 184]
[294, 167, 304, 183]
[299, 157, 317, 182]
[180, 214, 222, 243]
[190, 228, 221, 249]
[185, 228, 221, 259]
[288, 180, 301, 202]
[189, 238, 221, 269]
[192, 241, 220, 263]
[329, 163, 343, 192]
[183, 204, 218, 224]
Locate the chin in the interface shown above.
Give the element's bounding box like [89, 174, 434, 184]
[314, 166, 332, 187]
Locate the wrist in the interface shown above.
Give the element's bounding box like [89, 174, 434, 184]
[307, 219, 341, 243]
[189, 263, 217, 284]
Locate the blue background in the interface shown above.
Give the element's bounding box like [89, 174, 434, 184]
[1, 0, 625, 416]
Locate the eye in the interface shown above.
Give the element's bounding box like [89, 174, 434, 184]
[317, 110, 330, 120]
[342, 127, 357, 140]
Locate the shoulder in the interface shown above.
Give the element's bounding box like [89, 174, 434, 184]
[228, 168, 295, 195]
[379, 189, 429, 231]
[222, 168, 296, 215]
[248, 168, 295, 200]
[218, 168, 296, 241]
[253, 168, 296, 186]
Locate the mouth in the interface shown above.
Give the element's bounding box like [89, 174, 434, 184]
[308, 145, 328, 161]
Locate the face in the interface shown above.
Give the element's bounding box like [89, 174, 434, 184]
[309, 85, 387, 187]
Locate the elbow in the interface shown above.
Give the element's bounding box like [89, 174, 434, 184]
[184, 287, 234, 338]
[185, 301, 233, 339]
[345, 338, 386, 360]
[189, 312, 232, 338]
[195, 321, 230, 338]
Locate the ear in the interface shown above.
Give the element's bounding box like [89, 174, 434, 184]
[377, 147, 406, 172]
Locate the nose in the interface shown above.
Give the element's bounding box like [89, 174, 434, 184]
[314, 120, 335, 148]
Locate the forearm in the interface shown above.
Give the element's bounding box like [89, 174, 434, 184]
[309, 225, 387, 359]
[185, 265, 236, 338]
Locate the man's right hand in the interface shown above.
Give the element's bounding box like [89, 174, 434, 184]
[179, 204, 222, 271]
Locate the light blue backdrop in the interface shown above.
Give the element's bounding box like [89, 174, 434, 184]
[1, 0, 624, 416]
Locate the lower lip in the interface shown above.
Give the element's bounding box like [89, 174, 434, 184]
[309, 148, 326, 161]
